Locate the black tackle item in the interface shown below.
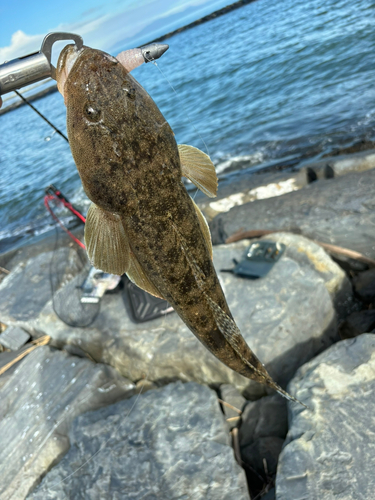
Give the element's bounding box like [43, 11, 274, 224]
[223, 241, 286, 279]
[122, 275, 174, 323]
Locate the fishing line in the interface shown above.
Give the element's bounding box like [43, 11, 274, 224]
[14, 90, 69, 142]
[146, 58, 210, 203]
[147, 59, 210, 158]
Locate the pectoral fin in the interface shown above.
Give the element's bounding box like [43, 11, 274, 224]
[84, 203, 130, 275]
[191, 199, 213, 260]
[127, 251, 164, 299]
[178, 144, 218, 198]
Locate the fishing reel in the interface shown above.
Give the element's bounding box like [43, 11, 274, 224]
[0, 31, 169, 98]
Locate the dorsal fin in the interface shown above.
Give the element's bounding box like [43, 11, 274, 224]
[178, 144, 218, 198]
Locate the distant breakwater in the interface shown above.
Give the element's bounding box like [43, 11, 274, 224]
[146, 0, 258, 44]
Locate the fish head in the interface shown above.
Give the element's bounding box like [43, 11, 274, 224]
[56, 45, 145, 213]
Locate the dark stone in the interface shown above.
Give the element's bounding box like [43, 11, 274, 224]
[242, 437, 284, 476]
[352, 268, 375, 304]
[339, 309, 375, 339]
[262, 487, 276, 500]
[0, 234, 349, 399]
[239, 394, 288, 449]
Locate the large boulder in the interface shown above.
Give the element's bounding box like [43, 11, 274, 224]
[276, 333, 375, 500]
[0, 234, 352, 398]
[29, 381, 250, 500]
[0, 346, 135, 500]
[210, 169, 375, 261]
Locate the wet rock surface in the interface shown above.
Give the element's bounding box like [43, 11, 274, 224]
[276, 334, 375, 500]
[29, 382, 250, 500]
[0, 346, 135, 500]
[0, 234, 351, 398]
[210, 169, 375, 260]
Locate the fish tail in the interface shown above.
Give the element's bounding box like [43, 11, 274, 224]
[204, 293, 307, 408]
[172, 222, 306, 408]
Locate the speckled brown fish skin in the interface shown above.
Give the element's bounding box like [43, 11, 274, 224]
[59, 46, 287, 394]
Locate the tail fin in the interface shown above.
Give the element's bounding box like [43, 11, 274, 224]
[204, 293, 307, 408]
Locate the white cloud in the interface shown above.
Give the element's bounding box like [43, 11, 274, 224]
[0, 0, 224, 63]
[0, 13, 147, 64]
[0, 30, 44, 63]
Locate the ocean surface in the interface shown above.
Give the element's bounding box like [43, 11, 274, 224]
[0, 0, 374, 252]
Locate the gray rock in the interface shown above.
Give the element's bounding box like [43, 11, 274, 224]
[210, 169, 375, 261]
[300, 149, 375, 179]
[0, 346, 135, 500]
[0, 235, 350, 398]
[29, 382, 250, 500]
[220, 384, 246, 429]
[276, 334, 375, 500]
[0, 247, 84, 326]
[0, 349, 22, 390]
[0, 325, 30, 350]
[239, 394, 287, 449]
[196, 150, 375, 223]
[262, 233, 353, 319]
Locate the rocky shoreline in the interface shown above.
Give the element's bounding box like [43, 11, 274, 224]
[0, 149, 375, 499]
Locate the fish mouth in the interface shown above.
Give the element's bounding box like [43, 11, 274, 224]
[55, 44, 86, 100]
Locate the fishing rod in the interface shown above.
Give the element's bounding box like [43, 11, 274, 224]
[15, 90, 69, 142]
[44, 185, 86, 248]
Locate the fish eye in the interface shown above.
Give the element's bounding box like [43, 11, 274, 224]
[84, 105, 101, 122]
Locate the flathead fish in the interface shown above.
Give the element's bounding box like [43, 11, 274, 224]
[56, 44, 300, 404]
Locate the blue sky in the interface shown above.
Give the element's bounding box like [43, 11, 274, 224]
[0, 0, 232, 62]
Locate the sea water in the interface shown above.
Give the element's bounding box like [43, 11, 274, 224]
[0, 0, 374, 250]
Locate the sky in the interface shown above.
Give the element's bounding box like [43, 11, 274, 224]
[0, 0, 232, 63]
